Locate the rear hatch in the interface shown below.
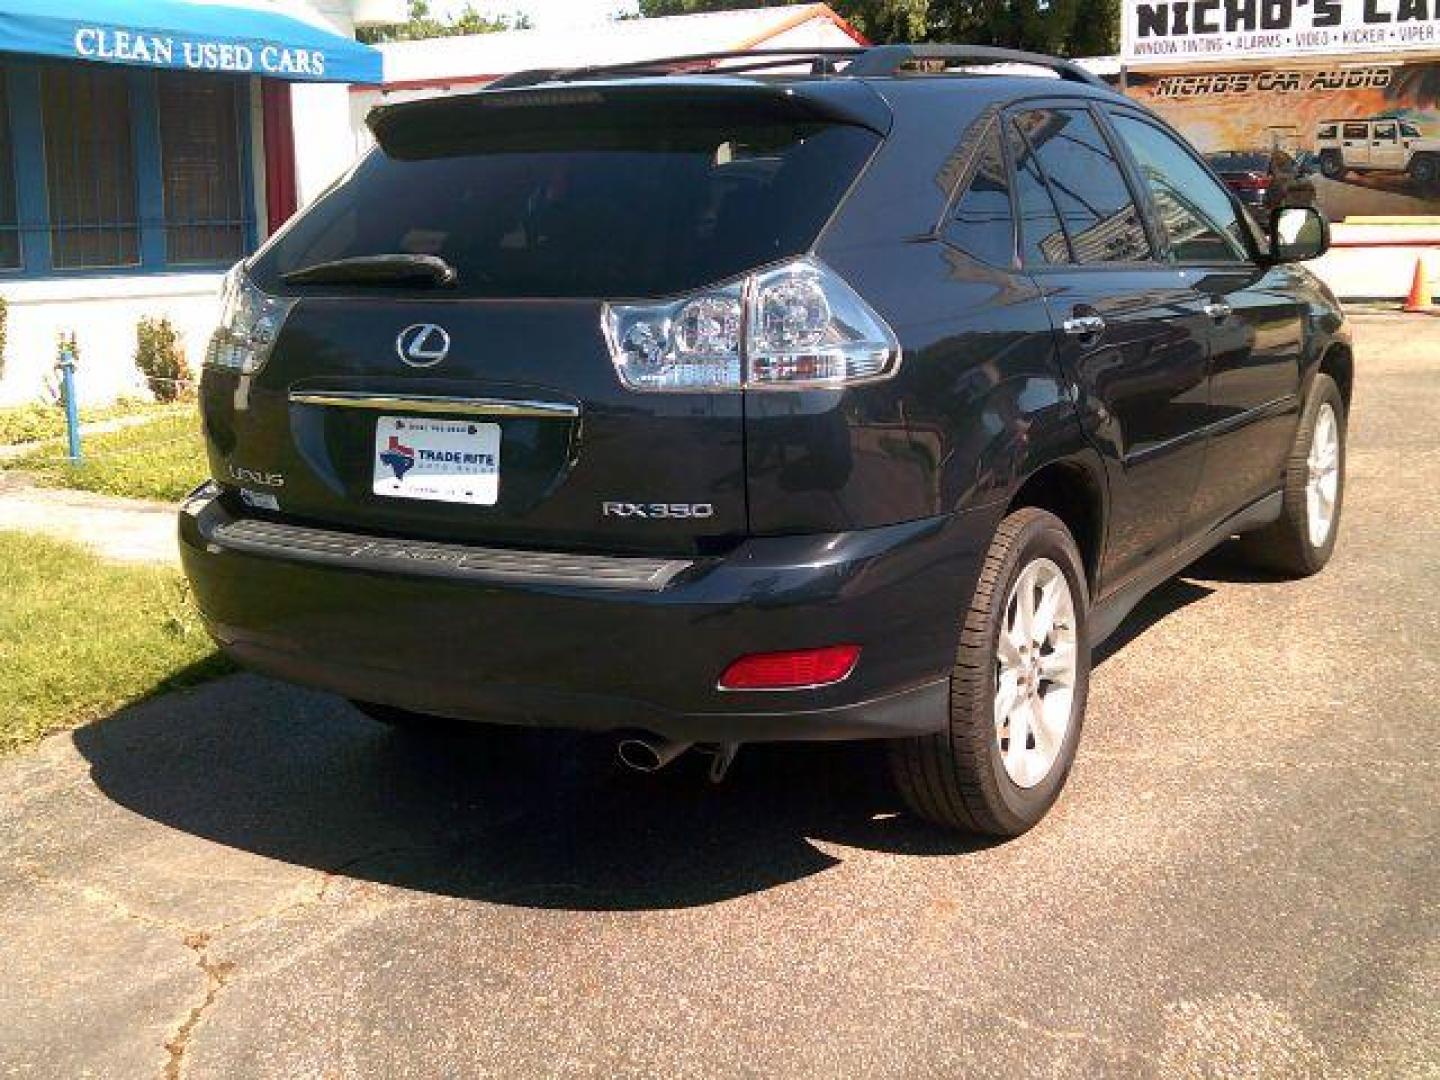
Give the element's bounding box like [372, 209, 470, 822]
[214, 82, 883, 556]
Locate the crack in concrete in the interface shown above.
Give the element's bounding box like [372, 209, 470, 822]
[905, 983, 1160, 1067]
[14, 859, 329, 1078]
[162, 931, 234, 1080]
[13, 846, 434, 1077]
[15, 860, 197, 938]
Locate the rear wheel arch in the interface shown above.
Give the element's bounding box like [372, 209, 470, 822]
[1004, 459, 1106, 599]
[1318, 341, 1354, 412]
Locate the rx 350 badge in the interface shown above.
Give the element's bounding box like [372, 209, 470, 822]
[602, 501, 715, 520]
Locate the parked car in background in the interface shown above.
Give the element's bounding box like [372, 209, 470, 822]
[1316, 118, 1440, 191]
[181, 45, 1350, 837]
[1206, 149, 1316, 226]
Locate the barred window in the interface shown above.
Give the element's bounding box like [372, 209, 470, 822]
[158, 72, 247, 265]
[41, 65, 139, 270]
[0, 76, 19, 269]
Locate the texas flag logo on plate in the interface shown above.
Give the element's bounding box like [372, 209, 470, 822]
[378, 435, 416, 480]
[372, 416, 500, 506]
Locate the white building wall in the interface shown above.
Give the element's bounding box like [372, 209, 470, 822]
[0, 275, 224, 407]
[0, 71, 266, 406]
[292, 81, 369, 206]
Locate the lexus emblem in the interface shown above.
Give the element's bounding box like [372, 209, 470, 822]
[396, 323, 451, 368]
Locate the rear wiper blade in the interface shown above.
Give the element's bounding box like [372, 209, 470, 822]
[281, 254, 457, 287]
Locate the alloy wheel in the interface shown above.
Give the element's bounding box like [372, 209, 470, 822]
[1306, 401, 1340, 548]
[994, 558, 1078, 789]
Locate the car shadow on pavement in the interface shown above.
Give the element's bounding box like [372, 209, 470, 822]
[1094, 577, 1215, 666]
[1093, 541, 1293, 666]
[70, 541, 1273, 911]
[73, 673, 992, 911]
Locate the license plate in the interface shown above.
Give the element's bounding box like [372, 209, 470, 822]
[372, 416, 500, 506]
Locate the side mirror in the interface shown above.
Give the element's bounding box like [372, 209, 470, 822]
[1268, 206, 1330, 263]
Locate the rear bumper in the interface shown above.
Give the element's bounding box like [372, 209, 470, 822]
[179, 487, 995, 742]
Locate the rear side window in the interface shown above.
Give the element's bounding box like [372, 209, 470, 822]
[252, 109, 878, 299]
[1318, 123, 1337, 139]
[1110, 114, 1249, 264]
[1343, 122, 1369, 139]
[1015, 107, 1151, 265]
[942, 124, 1014, 267]
[1007, 123, 1070, 265]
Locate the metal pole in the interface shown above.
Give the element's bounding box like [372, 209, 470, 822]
[58, 335, 81, 463]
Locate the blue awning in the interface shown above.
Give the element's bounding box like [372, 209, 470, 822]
[0, 0, 383, 84]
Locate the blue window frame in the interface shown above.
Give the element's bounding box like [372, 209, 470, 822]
[0, 60, 256, 276]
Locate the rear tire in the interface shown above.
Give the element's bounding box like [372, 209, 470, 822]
[1235, 374, 1346, 577]
[888, 508, 1090, 837]
[1319, 151, 1346, 180]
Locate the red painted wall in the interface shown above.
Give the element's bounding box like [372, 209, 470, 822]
[261, 80, 298, 236]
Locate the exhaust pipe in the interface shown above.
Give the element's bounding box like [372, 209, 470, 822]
[616, 736, 693, 773]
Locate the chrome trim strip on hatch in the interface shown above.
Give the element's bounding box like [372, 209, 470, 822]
[288, 391, 580, 419]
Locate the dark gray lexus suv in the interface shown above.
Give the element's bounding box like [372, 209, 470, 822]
[180, 45, 1350, 835]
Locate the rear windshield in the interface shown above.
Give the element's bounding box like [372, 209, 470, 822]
[251, 107, 878, 299]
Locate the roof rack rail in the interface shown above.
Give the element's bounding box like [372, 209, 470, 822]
[487, 47, 867, 89]
[844, 44, 1109, 88]
[481, 45, 1110, 91]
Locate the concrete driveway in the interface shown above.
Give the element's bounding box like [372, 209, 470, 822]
[2, 312, 1436, 1079]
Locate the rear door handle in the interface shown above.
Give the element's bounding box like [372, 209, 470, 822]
[1062, 314, 1106, 337]
[1203, 301, 1231, 321]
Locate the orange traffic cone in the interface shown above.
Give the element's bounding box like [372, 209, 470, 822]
[1402, 255, 1432, 313]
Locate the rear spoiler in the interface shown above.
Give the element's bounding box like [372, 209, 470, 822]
[367, 78, 892, 160]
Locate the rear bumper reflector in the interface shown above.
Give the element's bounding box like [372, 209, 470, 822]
[718, 645, 862, 691]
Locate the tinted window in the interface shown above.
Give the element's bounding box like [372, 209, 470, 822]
[1007, 123, 1070, 265]
[1343, 123, 1368, 139]
[1373, 121, 1397, 139]
[1317, 124, 1337, 139]
[1402, 122, 1421, 138]
[1015, 107, 1151, 265]
[1110, 114, 1249, 264]
[253, 111, 878, 299]
[943, 124, 1014, 267]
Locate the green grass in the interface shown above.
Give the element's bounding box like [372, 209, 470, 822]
[0, 398, 173, 447]
[0, 531, 232, 754]
[7, 407, 207, 502]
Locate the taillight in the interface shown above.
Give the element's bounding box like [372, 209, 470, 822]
[717, 645, 862, 691]
[1229, 172, 1268, 191]
[602, 257, 900, 392]
[205, 265, 296, 375]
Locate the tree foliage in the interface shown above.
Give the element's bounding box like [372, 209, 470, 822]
[357, 0, 531, 43]
[635, 0, 1118, 56]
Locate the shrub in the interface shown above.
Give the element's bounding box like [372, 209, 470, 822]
[134, 317, 191, 403]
